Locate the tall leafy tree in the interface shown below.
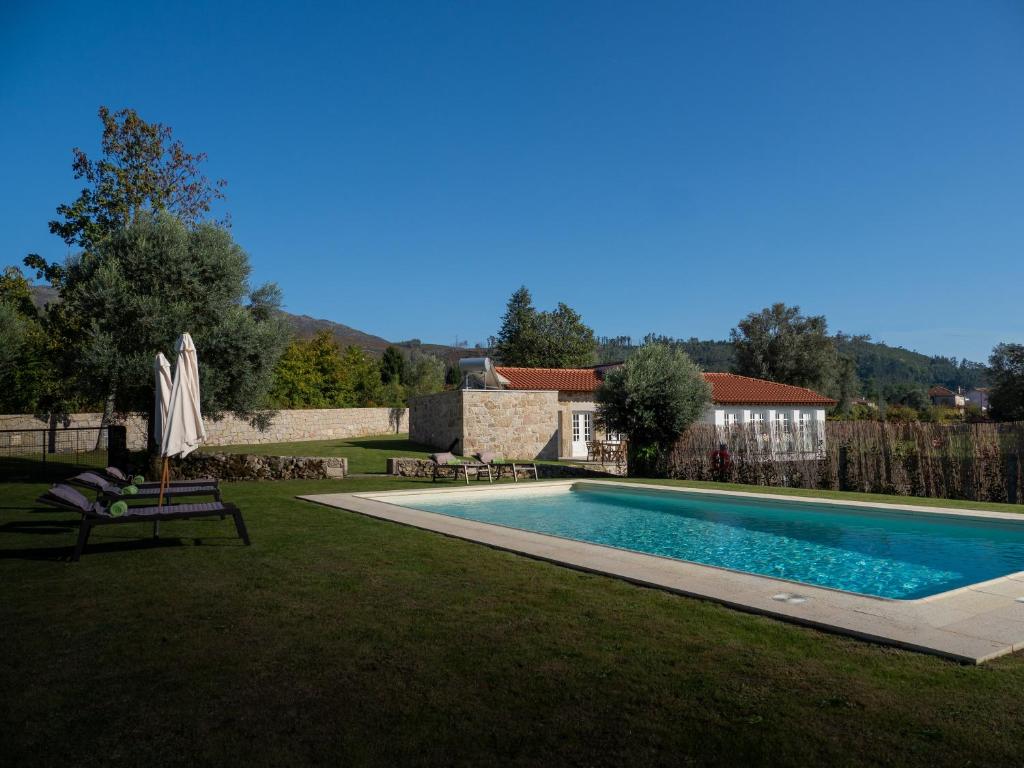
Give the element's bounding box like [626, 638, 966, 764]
[44, 212, 288, 431]
[494, 286, 540, 366]
[0, 267, 54, 413]
[988, 343, 1024, 422]
[730, 303, 836, 392]
[340, 346, 385, 406]
[597, 343, 711, 477]
[493, 286, 597, 367]
[405, 349, 446, 398]
[29, 106, 226, 270]
[380, 345, 407, 385]
[534, 303, 597, 368]
[271, 331, 351, 408]
[21, 105, 234, 431]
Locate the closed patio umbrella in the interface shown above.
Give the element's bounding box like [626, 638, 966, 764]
[153, 352, 173, 450]
[158, 333, 207, 507]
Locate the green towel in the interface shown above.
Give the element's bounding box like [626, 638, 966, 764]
[109, 500, 128, 517]
[133, 475, 145, 485]
[123, 484, 138, 495]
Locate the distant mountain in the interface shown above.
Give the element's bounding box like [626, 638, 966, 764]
[28, 284, 59, 311]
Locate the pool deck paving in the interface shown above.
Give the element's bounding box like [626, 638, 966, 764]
[300, 480, 1024, 664]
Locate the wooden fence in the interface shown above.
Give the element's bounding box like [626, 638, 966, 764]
[668, 421, 1024, 504]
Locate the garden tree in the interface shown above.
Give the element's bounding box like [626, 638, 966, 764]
[493, 286, 540, 366]
[380, 345, 407, 385]
[0, 266, 56, 412]
[493, 286, 597, 367]
[596, 343, 711, 477]
[731, 303, 836, 392]
[44, 212, 288, 434]
[832, 353, 859, 415]
[533, 303, 598, 367]
[340, 346, 385, 406]
[26, 106, 226, 280]
[271, 331, 351, 408]
[988, 343, 1024, 422]
[381, 380, 407, 409]
[884, 382, 930, 411]
[404, 349, 447, 399]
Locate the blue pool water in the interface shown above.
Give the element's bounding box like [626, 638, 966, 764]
[400, 484, 1024, 599]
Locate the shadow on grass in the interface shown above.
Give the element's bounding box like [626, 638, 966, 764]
[0, 519, 79, 535]
[347, 437, 433, 452]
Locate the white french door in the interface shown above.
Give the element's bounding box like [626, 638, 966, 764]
[571, 411, 593, 458]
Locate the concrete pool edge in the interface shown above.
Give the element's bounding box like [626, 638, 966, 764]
[299, 480, 1024, 664]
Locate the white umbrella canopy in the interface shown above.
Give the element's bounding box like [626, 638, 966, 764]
[160, 332, 207, 460]
[153, 353, 173, 450]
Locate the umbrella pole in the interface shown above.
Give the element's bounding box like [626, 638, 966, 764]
[158, 457, 169, 507]
[155, 457, 170, 539]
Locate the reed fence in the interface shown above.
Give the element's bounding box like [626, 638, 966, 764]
[668, 421, 1024, 504]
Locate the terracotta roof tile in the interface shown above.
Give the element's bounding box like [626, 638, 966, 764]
[494, 366, 836, 406]
[702, 372, 836, 406]
[494, 367, 602, 391]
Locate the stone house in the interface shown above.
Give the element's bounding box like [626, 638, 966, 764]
[928, 385, 966, 410]
[409, 361, 836, 460]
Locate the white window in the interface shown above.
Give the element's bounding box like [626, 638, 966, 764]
[775, 412, 790, 432]
[604, 429, 622, 443]
[723, 413, 739, 428]
[749, 412, 765, 428]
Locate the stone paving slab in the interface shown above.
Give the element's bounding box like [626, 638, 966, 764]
[299, 480, 1024, 664]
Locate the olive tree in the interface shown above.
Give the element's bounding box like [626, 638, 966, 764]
[50, 211, 289, 436]
[596, 343, 711, 476]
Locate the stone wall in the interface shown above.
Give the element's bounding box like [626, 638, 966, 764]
[462, 390, 560, 460]
[202, 408, 407, 446]
[387, 457, 618, 480]
[161, 453, 347, 481]
[0, 413, 149, 450]
[409, 390, 463, 452]
[0, 407, 408, 452]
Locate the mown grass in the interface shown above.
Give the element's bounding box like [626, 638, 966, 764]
[204, 434, 436, 473]
[4, 476, 1024, 767]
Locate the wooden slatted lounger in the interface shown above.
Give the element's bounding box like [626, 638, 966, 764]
[37, 484, 250, 562]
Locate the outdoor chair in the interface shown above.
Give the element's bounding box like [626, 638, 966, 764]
[429, 452, 492, 484]
[37, 484, 250, 562]
[475, 452, 539, 482]
[586, 441, 604, 462]
[68, 470, 221, 503]
[103, 466, 220, 495]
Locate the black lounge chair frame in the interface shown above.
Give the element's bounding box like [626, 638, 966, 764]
[68, 471, 222, 503]
[38, 486, 250, 562]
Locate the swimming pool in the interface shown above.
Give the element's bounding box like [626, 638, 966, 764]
[392, 483, 1024, 600]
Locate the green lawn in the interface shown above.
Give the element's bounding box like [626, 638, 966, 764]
[4, 476, 1024, 765]
[204, 434, 436, 474]
[204, 434, 584, 475]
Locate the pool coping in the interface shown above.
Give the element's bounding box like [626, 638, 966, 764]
[299, 479, 1024, 664]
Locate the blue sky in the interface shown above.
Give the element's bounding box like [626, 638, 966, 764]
[2, 1, 1022, 361]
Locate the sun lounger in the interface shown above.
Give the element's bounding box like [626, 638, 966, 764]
[37, 484, 249, 561]
[474, 453, 538, 482]
[68, 470, 221, 502]
[102, 466, 220, 494]
[429, 452, 492, 484]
